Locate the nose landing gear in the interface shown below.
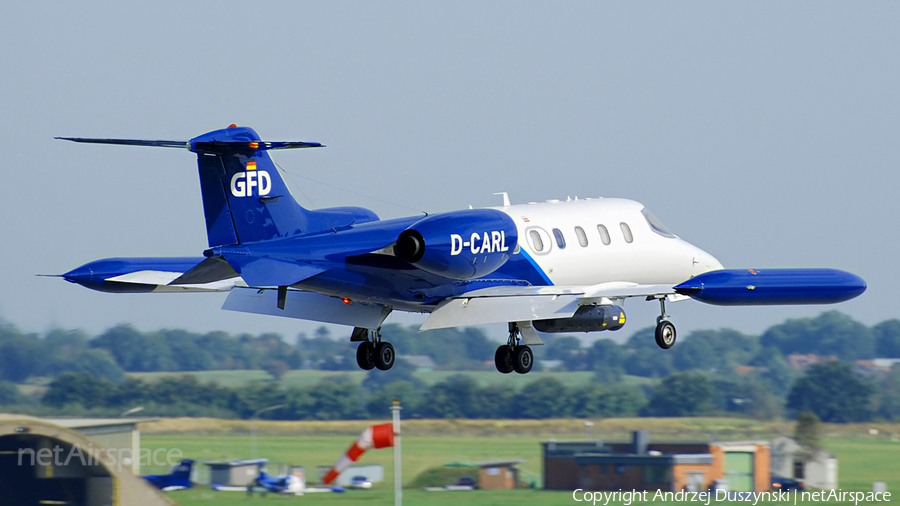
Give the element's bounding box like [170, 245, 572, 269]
[495, 323, 533, 374]
[654, 298, 677, 349]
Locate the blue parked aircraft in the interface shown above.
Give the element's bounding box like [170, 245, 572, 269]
[57, 125, 866, 374]
[144, 459, 194, 491]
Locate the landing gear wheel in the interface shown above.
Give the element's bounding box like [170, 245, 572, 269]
[356, 341, 375, 370]
[374, 341, 395, 370]
[655, 320, 676, 349]
[494, 346, 514, 374]
[513, 345, 534, 374]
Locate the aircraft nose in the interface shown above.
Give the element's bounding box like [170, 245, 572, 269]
[691, 247, 724, 273]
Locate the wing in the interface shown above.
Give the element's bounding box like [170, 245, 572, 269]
[419, 282, 682, 331]
[222, 287, 392, 329]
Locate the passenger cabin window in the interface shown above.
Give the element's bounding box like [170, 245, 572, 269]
[641, 208, 676, 238]
[574, 226, 588, 247]
[529, 230, 544, 252]
[552, 228, 566, 249]
[620, 222, 633, 243]
[597, 224, 611, 245]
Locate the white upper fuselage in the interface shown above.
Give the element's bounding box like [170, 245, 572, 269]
[494, 197, 723, 286]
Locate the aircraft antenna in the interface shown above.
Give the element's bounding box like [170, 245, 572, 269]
[273, 161, 429, 216]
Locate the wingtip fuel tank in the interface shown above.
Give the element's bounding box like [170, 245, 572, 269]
[674, 268, 866, 306]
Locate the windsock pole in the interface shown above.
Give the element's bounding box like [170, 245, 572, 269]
[391, 399, 402, 506]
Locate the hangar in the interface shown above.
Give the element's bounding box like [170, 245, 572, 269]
[0, 414, 173, 506]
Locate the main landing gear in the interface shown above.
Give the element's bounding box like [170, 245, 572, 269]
[654, 298, 676, 349]
[354, 328, 395, 371]
[495, 323, 534, 374]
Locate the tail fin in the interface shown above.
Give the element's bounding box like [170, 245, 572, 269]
[189, 126, 320, 246]
[58, 125, 323, 247]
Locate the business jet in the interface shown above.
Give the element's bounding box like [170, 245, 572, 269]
[56, 126, 866, 374]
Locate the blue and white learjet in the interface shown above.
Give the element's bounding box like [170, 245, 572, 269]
[57, 125, 866, 374]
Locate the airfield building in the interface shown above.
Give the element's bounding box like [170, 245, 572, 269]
[770, 436, 837, 490]
[543, 431, 770, 493]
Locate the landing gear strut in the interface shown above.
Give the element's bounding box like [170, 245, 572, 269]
[495, 323, 533, 374]
[654, 298, 677, 349]
[355, 328, 395, 371]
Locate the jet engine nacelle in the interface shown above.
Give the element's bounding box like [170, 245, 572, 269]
[395, 209, 518, 280]
[533, 305, 627, 333]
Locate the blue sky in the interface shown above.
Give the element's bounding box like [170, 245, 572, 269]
[1, 2, 896, 342]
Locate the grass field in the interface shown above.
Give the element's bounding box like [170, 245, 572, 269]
[139, 418, 900, 506]
[128, 369, 656, 389]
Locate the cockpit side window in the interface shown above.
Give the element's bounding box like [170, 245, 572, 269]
[529, 230, 544, 252]
[641, 208, 676, 238]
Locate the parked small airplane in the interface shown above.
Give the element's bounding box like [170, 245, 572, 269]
[247, 468, 305, 496]
[57, 126, 866, 374]
[144, 459, 194, 491]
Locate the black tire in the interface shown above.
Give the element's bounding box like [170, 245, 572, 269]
[374, 341, 395, 370]
[356, 342, 375, 370]
[513, 345, 534, 374]
[655, 320, 677, 349]
[494, 346, 514, 374]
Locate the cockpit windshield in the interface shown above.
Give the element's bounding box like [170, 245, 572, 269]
[641, 208, 676, 238]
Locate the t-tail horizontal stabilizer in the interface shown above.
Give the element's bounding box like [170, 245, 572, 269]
[58, 125, 328, 249]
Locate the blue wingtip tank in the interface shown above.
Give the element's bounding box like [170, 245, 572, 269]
[674, 268, 866, 306]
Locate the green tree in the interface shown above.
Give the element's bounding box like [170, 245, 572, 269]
[672, 329, 758, 374]
[511, 377, 570, 419]
[160, 329, 215, 371]
[307, 377, 362, 420]
[711, 378, 781, 420]
[874, 320, 900, 358]
[570, 383, 647, 418]
[543, 335, 584, 370]
[786, 361, 873, 422]
[0, 380, 22, 405]
[366, 380, 421, 419]
[264, 359, 290, 381]
[0, 332, 45, 381]
[748, 346, 798, 396]
[623, 328, 674, 378]
[362, 358, 422, 392]
[44, 329, 90, 374]
[68, 349, 126, 383]
[467, 383, 515, 418]
[794, 411, 821, 450]
[42, 372, 115, 408]
[420, 375, 481, 418]
[761, 311, 874, 360]
[644, 372, 715, 417]
[91, 324, 176, 371]
[872, 365, 900, 421]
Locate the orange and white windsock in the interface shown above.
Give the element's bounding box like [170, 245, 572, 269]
[323, 423, 394, 484]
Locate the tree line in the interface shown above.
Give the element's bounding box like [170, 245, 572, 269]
[2, 311, 899, 384]
[2, 311, 900, 422]
[29, 355, 897, 423]
[0, 322, 499, 383]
